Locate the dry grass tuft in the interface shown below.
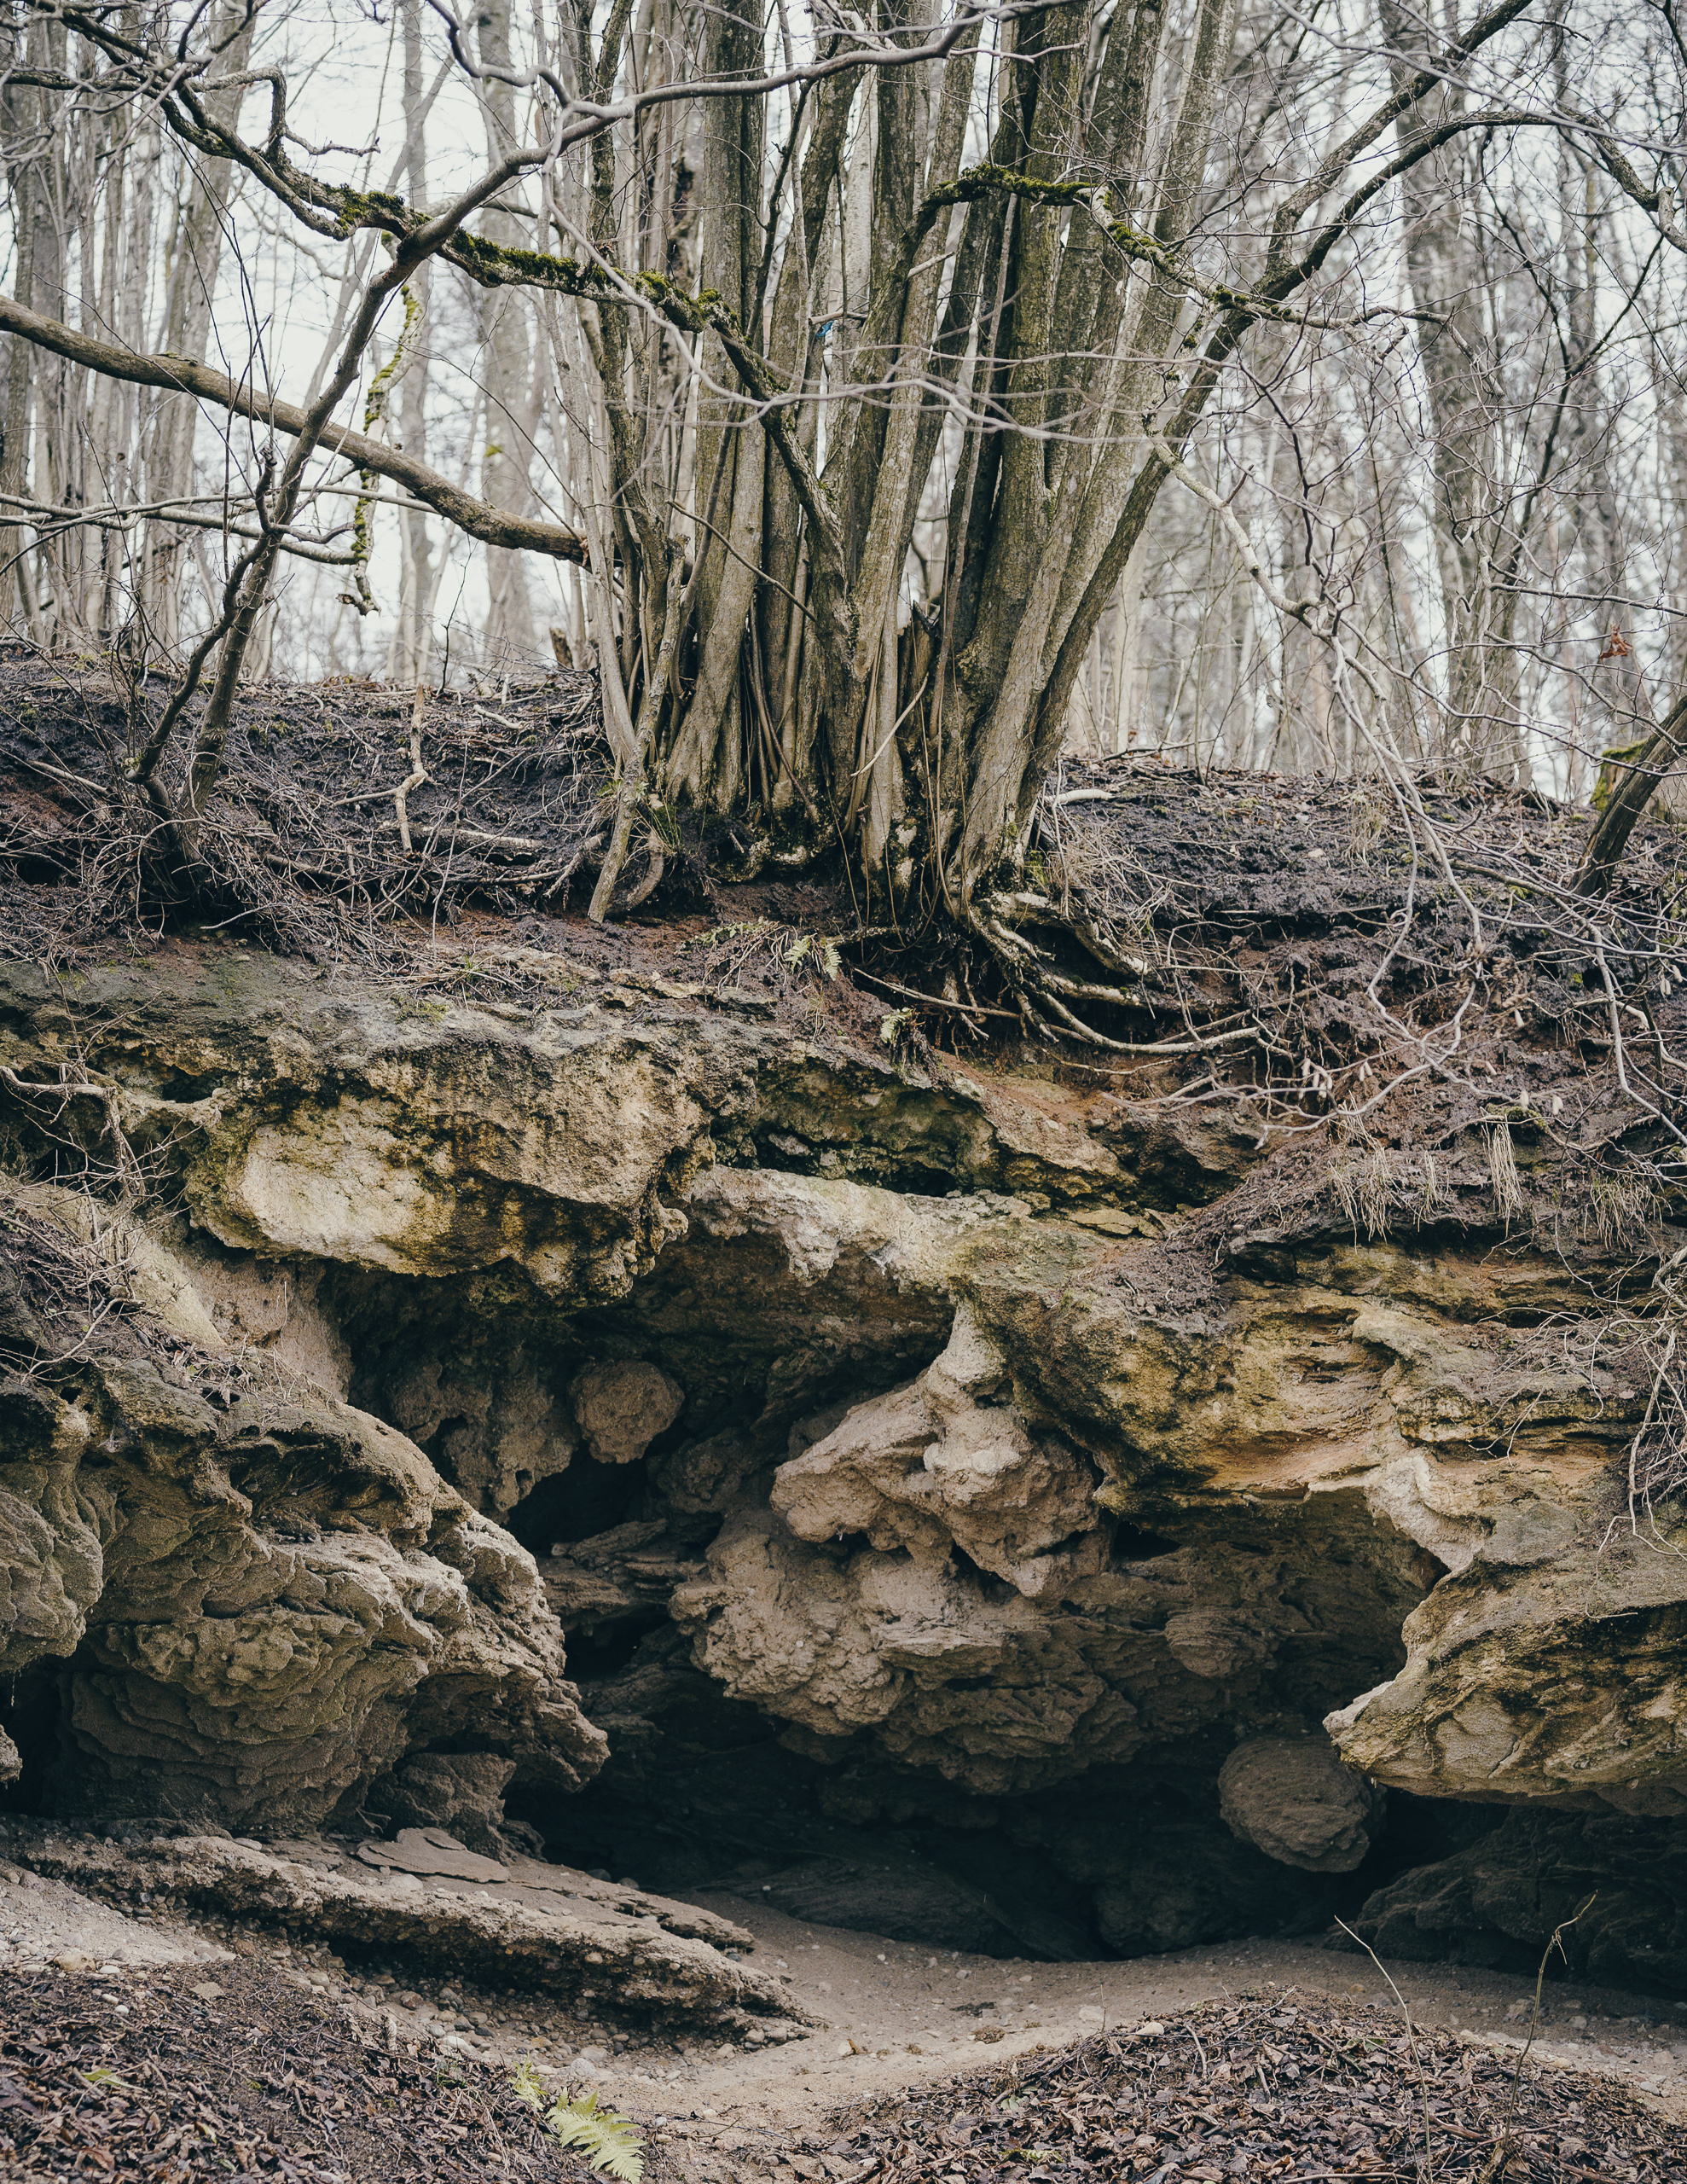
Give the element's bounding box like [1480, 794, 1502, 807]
[1328, 1135, 1457, 1239]
[1488, 1123, 1524, 1223]
[1582, 1165, 1662, 1252]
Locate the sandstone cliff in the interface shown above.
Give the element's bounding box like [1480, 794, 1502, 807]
[3, 763, 1687, 1993]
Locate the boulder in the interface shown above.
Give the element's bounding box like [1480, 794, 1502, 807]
[570, 1362, 685, 1464]
[1217, 1736, 1383, 1873]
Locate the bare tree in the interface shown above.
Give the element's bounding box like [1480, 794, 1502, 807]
[2, 0, 1684, 988]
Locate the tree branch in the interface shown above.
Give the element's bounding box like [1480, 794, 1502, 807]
[0, 292, 589, 564]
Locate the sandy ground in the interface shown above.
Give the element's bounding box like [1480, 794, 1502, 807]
[5, 1856, 1686, 2177]
[0, 1850, 229, 1973]
[652, 1894, 1687, 2158]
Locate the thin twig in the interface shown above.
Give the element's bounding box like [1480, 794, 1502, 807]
[1334, 1920, 1435, 2180]
[393, 682, 432, 857]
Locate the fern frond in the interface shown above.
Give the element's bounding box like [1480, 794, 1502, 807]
[546, 2088, 645, 2180]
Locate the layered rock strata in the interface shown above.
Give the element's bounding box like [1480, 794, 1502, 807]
[0, 951, 1682, 1976]
[1, 1822, 798, 2030]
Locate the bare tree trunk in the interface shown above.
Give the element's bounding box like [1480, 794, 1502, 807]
[663, 0, 767, 807]
[1377, 0, 1517, 777]
[397, 0, 435, 686]
[143, 4, 256, 651]
[0, 40, 41, 636]
[475, 0, 537, 666]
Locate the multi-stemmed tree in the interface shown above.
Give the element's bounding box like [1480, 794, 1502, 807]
[0, 0, 1681, 1013]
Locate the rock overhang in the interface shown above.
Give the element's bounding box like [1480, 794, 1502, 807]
[1, 950, 1684, 1977]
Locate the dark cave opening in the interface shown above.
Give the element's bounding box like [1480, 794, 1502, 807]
[510, 1632, 1513, 1967]
[509, 1454, 647, 1553]
[9, 1241, 1667, 1998]
[305, 1291, 1534, 1975]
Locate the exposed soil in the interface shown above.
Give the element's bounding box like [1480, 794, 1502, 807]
[0, 655, 861, 967]
[10, 649, 1687, 1220]
[11, 651, 1687, 1268]
[6, 1864, 1687, 2181]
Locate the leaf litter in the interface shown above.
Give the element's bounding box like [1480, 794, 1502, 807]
[2, 1955, 1684, 2181]
[822, 1992, 1687, 2181]
[0, 1960, 670, 2182]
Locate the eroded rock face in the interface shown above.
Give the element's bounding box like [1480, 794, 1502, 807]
[3, 951, 1685, 1972]
[370, 1757, 519, 1855]
[1349, 1808, 1687, 1990]
[773, 1309, 1102, 1598]
[383, 1354, 577, 1517]
[0, 955, 1161, 1316]
[0, 1336, 605, 1833]
[672, 1495, 1421, 1798]
[0, 1376, 104, 1676]
[1326, 1516, 1687, 1813]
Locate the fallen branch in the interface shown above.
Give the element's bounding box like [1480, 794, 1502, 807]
[0, 293, 589, 566]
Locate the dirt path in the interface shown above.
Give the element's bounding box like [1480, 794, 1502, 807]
[656, 1894, 1687, 2151]
[7, 1856, 1686, 2179]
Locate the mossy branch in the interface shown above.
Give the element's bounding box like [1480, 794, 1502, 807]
[347, 286, 425, 618]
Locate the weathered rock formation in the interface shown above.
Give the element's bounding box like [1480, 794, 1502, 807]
[0, 940, 1683, 1984]
[0, 1182, 604, 1835]
[1219, 1737, 1383, 1873]
[0, 1821, 799, 2030]
[1347, 1807, 1687, 1991]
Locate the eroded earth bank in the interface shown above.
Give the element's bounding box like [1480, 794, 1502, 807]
[7, 756, 1687, 2169]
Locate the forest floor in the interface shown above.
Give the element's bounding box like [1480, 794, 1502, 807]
[5, 1860, 1687, 2181]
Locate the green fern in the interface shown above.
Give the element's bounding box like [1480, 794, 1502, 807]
[509, 2060, 644, 2181]
[511, 2057, 548, 2109]
[546, 2090, 645, 2180]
